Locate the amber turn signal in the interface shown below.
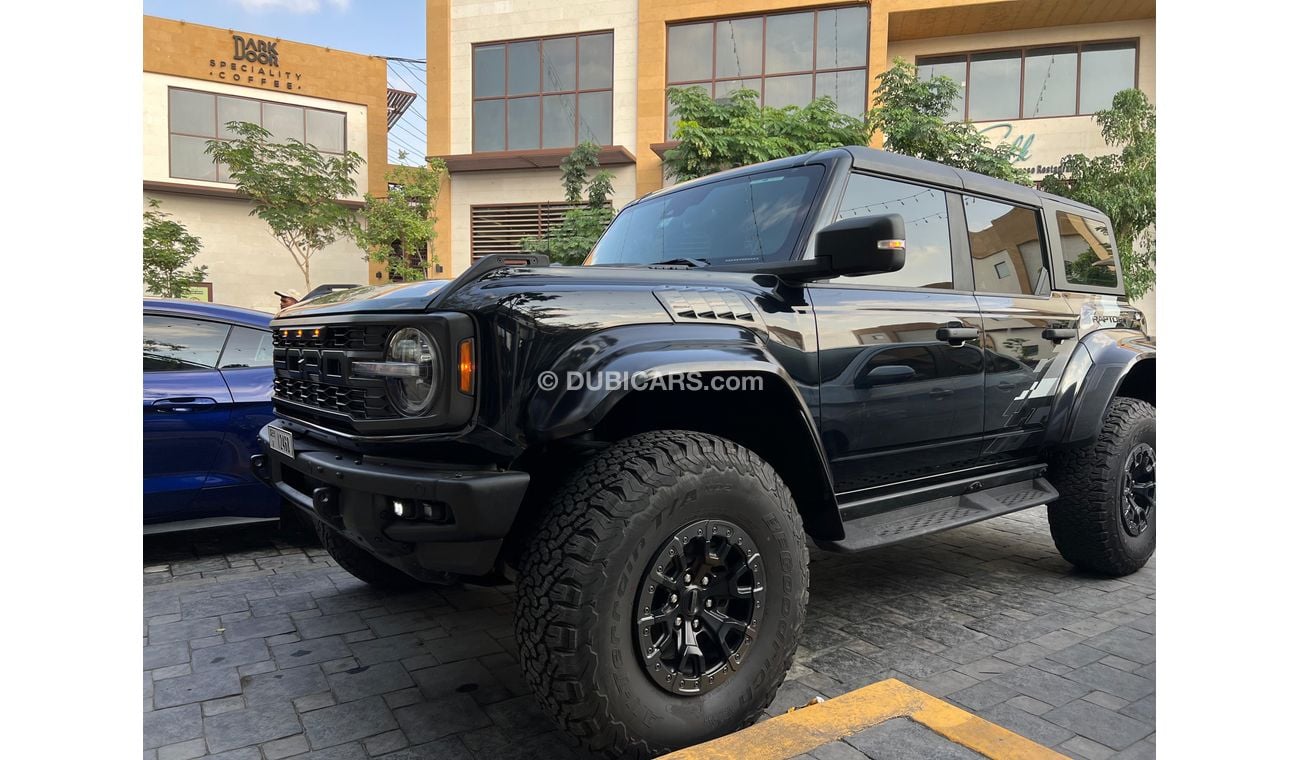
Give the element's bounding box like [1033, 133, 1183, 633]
[458, 338, 475, 394]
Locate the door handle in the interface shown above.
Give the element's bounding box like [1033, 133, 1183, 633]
[995, 381, 1018, 391]
[1042, 328, 1077, 343]
[151, 397, 217, 413]
[929, 388, 954, 399]
[936, 327, 978, 345]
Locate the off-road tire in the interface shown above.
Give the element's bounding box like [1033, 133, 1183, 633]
[316, 523, 427, 591]
[514, 430, 809, 759]
[1048, 396, 1155, 576]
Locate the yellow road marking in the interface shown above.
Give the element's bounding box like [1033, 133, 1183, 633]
[662, 678, 1067, 760]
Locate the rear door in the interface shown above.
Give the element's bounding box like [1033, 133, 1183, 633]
[143, 313, 234, 522]
[956, 195, 1079, 461]
[812, 172, 985, 496]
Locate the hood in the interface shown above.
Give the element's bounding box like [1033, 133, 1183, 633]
[277, 280, 450, 316]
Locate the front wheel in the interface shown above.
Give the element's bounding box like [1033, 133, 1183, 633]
[1048, 397, 1155, 576]
[514, 430, 809, 758]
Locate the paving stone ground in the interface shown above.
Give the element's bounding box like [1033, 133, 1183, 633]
[144, 507, 1155, 759]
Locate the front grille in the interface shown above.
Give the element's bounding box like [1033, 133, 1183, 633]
[272, 323, 396, 421]
[274, 377, 389, 418]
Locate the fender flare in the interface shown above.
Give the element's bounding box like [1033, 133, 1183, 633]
[1044, 329, 1156, 449]
[522, 323, 842, 537]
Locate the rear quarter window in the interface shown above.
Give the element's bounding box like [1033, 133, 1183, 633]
[1057, 211, 1119, 288]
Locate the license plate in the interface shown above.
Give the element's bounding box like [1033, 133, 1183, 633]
[268, 426, 295, 458]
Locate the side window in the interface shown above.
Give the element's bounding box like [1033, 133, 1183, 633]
[220, 326, 274, 369]
[1057, 211, 1119, 288]
[144, 315, 230, 372]
[835, 174, 953, 289]
[860, 346, 937, 383]
[964, 197, 1047, 295]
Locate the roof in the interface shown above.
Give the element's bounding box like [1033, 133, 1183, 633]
[638, 146, 1106, 219]
[143, 298, 273, 329]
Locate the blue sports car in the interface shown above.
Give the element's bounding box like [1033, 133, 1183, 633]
[144, 299, 282, 533]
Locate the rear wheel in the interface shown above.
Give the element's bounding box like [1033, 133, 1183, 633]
[514, 430, 809, 758]
[1048, 397, 1155, 576]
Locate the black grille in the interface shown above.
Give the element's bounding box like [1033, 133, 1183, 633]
[274, 377, 390, 418]
[272, 325, 390, 351]
[272, 323, 396, 420]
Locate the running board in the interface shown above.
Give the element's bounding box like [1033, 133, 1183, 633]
[820, 470, 1059, 553]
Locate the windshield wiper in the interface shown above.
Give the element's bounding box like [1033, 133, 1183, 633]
[647, 257, 710, 268]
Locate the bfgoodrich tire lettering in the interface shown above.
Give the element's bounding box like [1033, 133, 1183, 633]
[514, 430, 809, 759]
[1048, 396, 1156, 576]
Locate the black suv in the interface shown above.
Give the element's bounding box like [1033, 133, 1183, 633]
[254, 146, 1155, 758]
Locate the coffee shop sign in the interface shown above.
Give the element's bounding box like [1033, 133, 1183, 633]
[978, 123, 1062, 177]
[209, 34, 304, 91]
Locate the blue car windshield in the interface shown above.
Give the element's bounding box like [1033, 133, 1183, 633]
[585, 166, 824, 266]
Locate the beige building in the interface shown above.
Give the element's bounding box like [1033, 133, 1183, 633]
[143, 16, 406, 313]
[425, 0, 1154, 320]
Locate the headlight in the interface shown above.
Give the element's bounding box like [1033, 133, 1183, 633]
[384, 327, 439, 416]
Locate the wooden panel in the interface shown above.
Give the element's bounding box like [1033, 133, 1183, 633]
[888, 0, 1155, 41]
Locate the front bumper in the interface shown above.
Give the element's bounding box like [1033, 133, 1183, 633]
[253, 423, 529, 578]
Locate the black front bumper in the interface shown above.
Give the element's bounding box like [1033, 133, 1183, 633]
[253, 423, 529, 578]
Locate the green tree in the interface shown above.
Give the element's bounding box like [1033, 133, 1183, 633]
[1041, 89, 1156, 300]
[661, 59, 1027, 185]
[663, 87, 872, 181]
[206, 121, 364, 289]
[143, 199, 208, 298]
[354, 153, 448, 282]
[868, 59, 1030, 184]
[520, 142, 615, 265]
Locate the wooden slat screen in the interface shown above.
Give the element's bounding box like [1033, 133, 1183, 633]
[470, 202, 585, 260]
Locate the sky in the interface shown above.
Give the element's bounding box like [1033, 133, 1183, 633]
[144, 0, 428, 163]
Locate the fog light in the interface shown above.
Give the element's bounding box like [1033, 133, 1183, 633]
[392, 499, 406, 518]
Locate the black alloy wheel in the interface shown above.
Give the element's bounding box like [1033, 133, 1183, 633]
[635, 519, 766, 696]
[1121, 443, 1155, 537]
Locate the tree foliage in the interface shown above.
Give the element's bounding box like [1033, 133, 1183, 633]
[1041, 89, 1156, 300]
[661, 59, 1028, 185]
[520, 142, 615, 265]
[868, 59, 1030, 184]
[143, 199, 208, 298]
[353, 153, 448, 282]
[206, 121, 364, 289]
[663, 87, 872, 181]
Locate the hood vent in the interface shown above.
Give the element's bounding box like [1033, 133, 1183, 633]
[655, 288, 761, 326]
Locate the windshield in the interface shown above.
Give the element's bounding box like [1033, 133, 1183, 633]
[586, 165, 825, 266]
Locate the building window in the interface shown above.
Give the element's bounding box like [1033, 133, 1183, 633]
[918, 40, 1137, 122]
[167, 87, 347, 183]
[665, 6, 869, 136]
[472, 31, 614, 152]
[470, 202, 588, 259]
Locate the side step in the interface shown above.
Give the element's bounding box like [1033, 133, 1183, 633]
[820, 470, 1059, 553]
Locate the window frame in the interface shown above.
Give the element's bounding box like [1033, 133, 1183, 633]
[471, 30, 615, 153]
[166, 86, 348, 184]
[143, 313, 233, 373]
[916, 38, 1139, 122]
[1043, 200, 1125, 296]
[665, 5, 870, 137]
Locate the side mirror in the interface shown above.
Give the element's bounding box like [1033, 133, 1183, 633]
[816, 213, 907, 279]
[857, 365, 916, 388]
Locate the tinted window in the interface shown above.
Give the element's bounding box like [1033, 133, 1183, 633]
[588, 166, 823, 266]
[861, 346, 937, 383]
[916, 56, 966, 122]
[1080, 42, 1137, 113]
[1058, 211, 1119, 288]
[220, 326, 274, 369]
[1023, 46, 1078, 118]
[968, 51, 1020, 121]
[144, 315, 230, 372]
[835, 174, 953, 289]
[965, 197, 1046, 295]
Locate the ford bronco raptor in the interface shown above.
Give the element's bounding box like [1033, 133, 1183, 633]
[253, 146, 1154, 758]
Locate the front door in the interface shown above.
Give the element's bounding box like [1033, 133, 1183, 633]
[812, 172, 985, 497]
